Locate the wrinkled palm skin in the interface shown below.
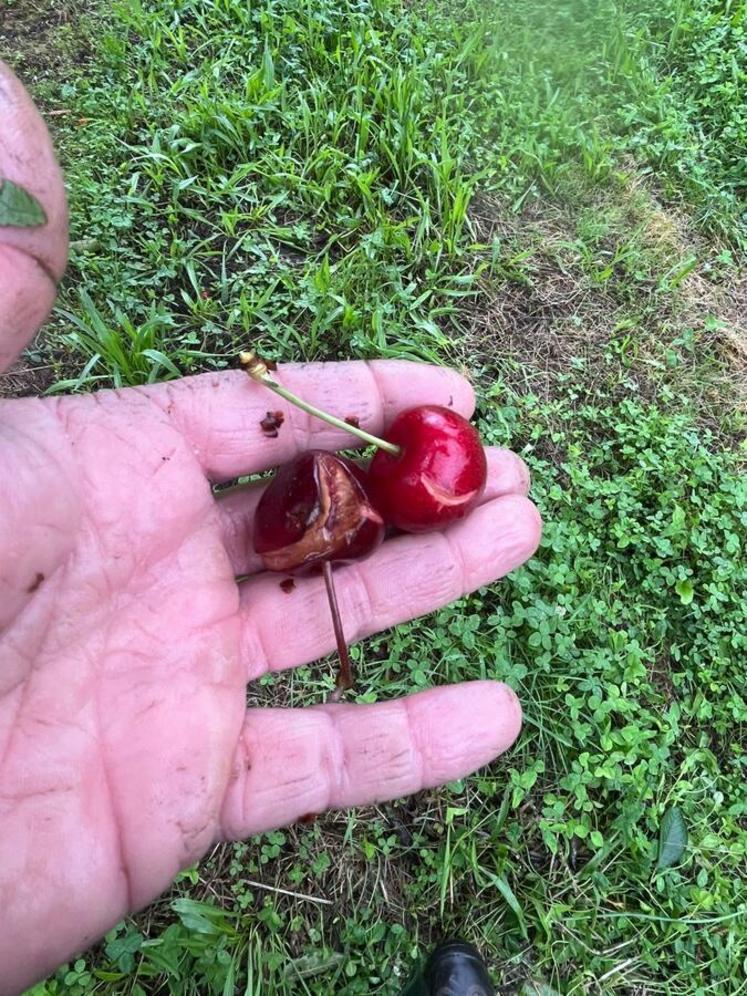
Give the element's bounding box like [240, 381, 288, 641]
[1, 385, 245, 981]
[0, 61, 540, 993]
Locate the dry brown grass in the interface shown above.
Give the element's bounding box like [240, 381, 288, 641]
[1, 0, 89, 84]
[462, 176, 746, 441]
[0, 357, 55, 398]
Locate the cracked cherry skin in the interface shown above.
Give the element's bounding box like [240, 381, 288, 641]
[367, 405, 487, 533]
[253, 450, 385, 574]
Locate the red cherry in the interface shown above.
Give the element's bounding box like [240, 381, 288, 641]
[367, 405, 487, 533]
[253, 450, 384, 574]
[241, 352, 489, 699]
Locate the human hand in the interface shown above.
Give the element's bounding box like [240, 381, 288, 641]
[0, 62, 542, 994]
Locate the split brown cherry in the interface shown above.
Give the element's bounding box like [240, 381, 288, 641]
[253, 450, 384, 696]
[253, 450, 384, 573]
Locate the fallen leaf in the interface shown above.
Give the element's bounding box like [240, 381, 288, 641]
[0, 179, 47, 228]
[656, 806, 688, 870]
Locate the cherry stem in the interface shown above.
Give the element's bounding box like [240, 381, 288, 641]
[240, 350, 401, 457]
[322, 561, 354, 702]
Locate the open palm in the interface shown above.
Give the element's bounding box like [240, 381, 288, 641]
[0, 63, 541, 993]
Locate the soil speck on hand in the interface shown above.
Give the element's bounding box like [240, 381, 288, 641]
[279, 578, 296, 593]
[260, 411, 285, 437]
[26, 572, 44, 593]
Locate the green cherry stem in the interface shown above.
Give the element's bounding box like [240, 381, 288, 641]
[239, 350, 401, 457]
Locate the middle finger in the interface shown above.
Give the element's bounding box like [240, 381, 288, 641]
[217, 446, 532, 576]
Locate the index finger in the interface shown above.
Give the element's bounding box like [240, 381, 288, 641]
[146, 359, 476, 480]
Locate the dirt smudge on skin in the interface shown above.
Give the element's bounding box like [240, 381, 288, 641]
[26, 571, 45, 593]
[260, 411, 285, 437]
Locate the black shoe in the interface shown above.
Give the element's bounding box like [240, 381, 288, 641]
[422, 939, 495, 996]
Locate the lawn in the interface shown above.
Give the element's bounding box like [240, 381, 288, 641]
[3, 0, 746, 992]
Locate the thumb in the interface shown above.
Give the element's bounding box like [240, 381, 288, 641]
[0, 60, 68, 372]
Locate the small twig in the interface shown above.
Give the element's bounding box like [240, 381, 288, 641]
[239, 349, 400, 456]
[595, 955, 641, 986]
[69, 238, 100, 251]
[243, 879, 333, 906]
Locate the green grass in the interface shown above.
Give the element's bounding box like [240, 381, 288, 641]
[27, 0, 746, 391]
[9, 0, 746, 992]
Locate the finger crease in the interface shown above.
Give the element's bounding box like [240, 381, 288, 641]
[323, 711, 350, 811]
[0, 241, 58, 289]
[441, 529, 469, 598]
[362, 361, 388, 429]
[401, 696, 426, 792]
[347, 563, 376, 641]
[280, 382, 314, 451]
[242, 609, 272, 677]
[94, 678, 134, 911]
